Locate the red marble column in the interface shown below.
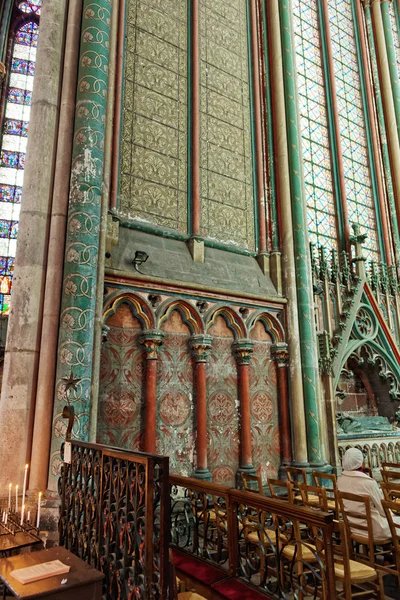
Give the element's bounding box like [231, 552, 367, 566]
[272, 342, 292, 466]
[140, 330, 164, 454]
[233, 340, 255, 475]
[190, 335, 212, 480]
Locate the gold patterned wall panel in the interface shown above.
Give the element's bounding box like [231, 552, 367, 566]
[199, 0, 255, 250]
[119, 0, 187, 232]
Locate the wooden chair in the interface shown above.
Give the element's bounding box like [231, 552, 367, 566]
[336, 490, 394, 575]
[299, 483, 332, 512]
[312, 471, 338, 516]
[241, 471, 263, 494]
[361, 466, 373, 478]
[381, 461, 400, 471]
[268, 478, 294, 501]
[331, 520, 385, 600]
[380, 481, 400, 503]
[381, 469, 400, 484]
[285, 466, 307, 485]
[382, 499, 400, 585]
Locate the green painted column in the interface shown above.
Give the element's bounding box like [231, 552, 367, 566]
[365, 1, 400, 265]
[381, 0, 400, 141]
[49, 0, 111, 484]
[279, 0, 327, 467]
[0, 0, 12, 62]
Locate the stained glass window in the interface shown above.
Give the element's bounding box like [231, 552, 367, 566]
[293, 0, 337, 251]
[17, 1, 41, 15]
[0, 20, 39, 314]
[328, 0, 379, 262]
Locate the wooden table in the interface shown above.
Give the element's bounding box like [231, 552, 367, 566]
[0, 531, 41, 557]
[0, 546, 104, 599]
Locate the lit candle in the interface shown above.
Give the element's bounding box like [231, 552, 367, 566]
[5, 513, 8, 525]
[20, 504, 24, 526]
[8, 484, 11, 511]
[2, 511, 4, 523]
[27, 511, 30, 523]
[22, 464, 28, 509]
[15, 485, 18, 513]
[36, 492, 42, 529]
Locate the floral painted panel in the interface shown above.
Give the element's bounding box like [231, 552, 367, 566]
[249, 323, 280, 483]
[157, 311, 194, 475]
[97, 304, 145, 450]
[119, 0, 187, 232]
[207, 317, 239, 486]
[199, 0, 255, 249]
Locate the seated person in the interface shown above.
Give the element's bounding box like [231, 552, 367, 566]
[337, 447, 399, 540]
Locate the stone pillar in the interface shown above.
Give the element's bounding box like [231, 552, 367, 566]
[190, 334, 212, 481]
[29, 0, 83, 494]
[268, 0, 308, 467]
[140, 330, 164, 454]
[0, 0, 67, 488]
[271, 343, 292, 467]
[233, 340, 255, 476]
[279, 0, 328, 469]
[381, 0, 400, 139]
[48, 0, 111, 488]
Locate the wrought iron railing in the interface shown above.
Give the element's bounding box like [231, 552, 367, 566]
[170, 475, 337, 599]
[59, 441, 169, 600]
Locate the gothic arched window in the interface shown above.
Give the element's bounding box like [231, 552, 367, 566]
[0, 0, 40, 314]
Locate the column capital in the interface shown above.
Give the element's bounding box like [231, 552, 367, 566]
[233, 340, 254, 365]
[140, 329, 164, 359]
[271, 342, 289, 366]
[190, 334, 212, 363]
[361, 0, 371, 7]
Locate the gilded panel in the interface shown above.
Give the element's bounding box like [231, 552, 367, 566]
[119, 0, 187, 232]
[199, 0, 254, 249]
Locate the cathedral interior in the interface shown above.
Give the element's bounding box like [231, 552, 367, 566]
[1, 0, 400, 598]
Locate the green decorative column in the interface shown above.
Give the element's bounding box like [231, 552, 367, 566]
[279, 0, 327, 468]
[0, 0, 12, 62]
[381, 0, 400, 141]
[49, 0, 111, 485]
[364, 0, 400, 264]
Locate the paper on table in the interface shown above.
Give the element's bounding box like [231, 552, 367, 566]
[10, 560, 70, 585]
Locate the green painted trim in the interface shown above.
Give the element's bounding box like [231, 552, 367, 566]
[279, 0, 326, 466]
[351, 0, 386, 263]
[317, 0, 346, 252]
[260, 0, 279, 251]
[246, 0, 259, 252]
[365, 4, 400, 264]
[50, 0, 111, 471]
[119, 218, 258, 256]
[382, 1, 400, 142]
[394, 0, 400, 47]
[187, 0, 193, 235]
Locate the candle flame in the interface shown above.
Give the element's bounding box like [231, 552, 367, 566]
[25, 464, 28, 469]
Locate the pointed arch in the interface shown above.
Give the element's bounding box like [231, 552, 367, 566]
[247, 310, 285, 343]
[157, 299, 203, 334]
[205, 306, 246, 340]
[103, 292, 154, 330]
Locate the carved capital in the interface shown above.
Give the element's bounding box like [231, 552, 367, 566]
[271, 342, 289, 367]
[190, 334, 212, 363]
[233, 340, 254, 365]
[140, 329, 164, 359]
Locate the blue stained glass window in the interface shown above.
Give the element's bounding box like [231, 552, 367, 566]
[11, 59, 35, 76]
[7, 88, 32, 105]
[15, 22, 39, 47]
[0, 20, 39, 315]
[0, 151, 25, 169]
[0, 185, 22, 203]
[293, 0, 337, 251]
[3, 120, 28, 137]
[328, 0, 379, 262]
[18, 1, 41, 15]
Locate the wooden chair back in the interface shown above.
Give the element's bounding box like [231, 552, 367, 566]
[361, 466, 373, 478]
[381, 469, 400, 484]
[381, 461, 400, 471]
[380, 481, 400, 503]
[241, 471, 263, 494]
[268, 478, 294, 502]
[285, 466, 307, 486]
[382, 499, 400, 584]
[298, 483, 328, 512]
[312, 470, 337, 490]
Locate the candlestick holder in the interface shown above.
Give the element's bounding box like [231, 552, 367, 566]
[0, 511, 40, 541]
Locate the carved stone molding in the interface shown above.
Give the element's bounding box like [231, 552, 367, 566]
[233, 340, 254, 365]
[190, 334, 212, 363]
[271, 342, 289, 367]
